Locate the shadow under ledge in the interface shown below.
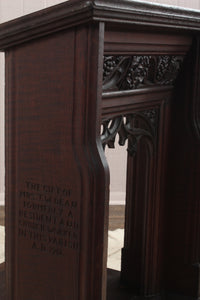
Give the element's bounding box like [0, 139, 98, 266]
[107, 268, 198, 300]
[0, 265, 197, 300]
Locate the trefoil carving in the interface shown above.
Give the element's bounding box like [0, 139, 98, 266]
[101, 109, 159, 156]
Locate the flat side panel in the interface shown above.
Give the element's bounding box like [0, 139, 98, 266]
[5, 23, 108, 300]
[6, 29, 80, 300]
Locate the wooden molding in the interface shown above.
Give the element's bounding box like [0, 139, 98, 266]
[0, 0, 200, 50]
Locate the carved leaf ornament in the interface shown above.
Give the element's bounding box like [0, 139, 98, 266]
[102, 55, 181, 152]
[103, 55, 183, 91]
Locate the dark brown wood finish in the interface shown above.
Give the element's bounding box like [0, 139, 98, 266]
[0, 1, 200, 299]
[102, 86, 172, 297]
[104, 31, 192, 55]
[4, 21, 108, 300]
[0, 263, 5, 300]
[163, 37, 200, 297]
[0, 0, 200, 51]
[117, 97, 171, 296]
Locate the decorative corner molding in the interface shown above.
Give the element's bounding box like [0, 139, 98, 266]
[103, 55, 184, 92]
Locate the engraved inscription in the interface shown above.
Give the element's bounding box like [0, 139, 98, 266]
[18, 181, 79, 256]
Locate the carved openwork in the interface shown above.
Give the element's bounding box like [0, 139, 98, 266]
[103, 55, 183, 91]
[101, 109, 159, 156]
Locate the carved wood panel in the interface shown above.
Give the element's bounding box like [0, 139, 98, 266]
[101, 109, 158, 155]
[5, 24, 108, 300]
[101, 50, 184, 296]
[101, 97, 171, 296]
[103, 55, 183, 92]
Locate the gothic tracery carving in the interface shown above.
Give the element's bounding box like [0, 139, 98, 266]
[101, 109, 159, 156]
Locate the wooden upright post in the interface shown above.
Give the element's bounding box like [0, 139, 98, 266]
[1, 1, 200, 299]
[4, 18, 108, 300]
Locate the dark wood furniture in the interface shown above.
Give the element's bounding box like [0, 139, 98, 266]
[0, 1, 200, 299]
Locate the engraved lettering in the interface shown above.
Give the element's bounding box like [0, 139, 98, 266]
[18, 181, 79, 256]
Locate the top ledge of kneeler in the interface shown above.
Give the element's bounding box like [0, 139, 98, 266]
[0, 0, 200, 51]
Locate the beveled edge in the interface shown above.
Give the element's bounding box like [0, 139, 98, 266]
[0, 0, 200, 50]
[0, 0, 93, 51]
[93, 0, 200, 31]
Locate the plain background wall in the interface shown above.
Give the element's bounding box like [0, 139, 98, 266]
[0, 0, 200, 205]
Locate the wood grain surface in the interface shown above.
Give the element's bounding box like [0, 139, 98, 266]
[0, 1, 200, 299]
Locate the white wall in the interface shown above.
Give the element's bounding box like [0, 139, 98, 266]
[106, 144, 127, 205]
[0, 0, 199, 205]
[140, 0, 200, 9]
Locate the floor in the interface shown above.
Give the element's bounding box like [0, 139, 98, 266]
[109, 205, 125, 230]
[0, 205, 126, 300]
[0, 206, 193, 299]
[0, 205, 125, 230]
[0, 206, 124, 229]
[0, 206, 4, 226]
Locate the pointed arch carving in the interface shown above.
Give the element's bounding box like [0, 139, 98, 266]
[101, 108, 159, 156]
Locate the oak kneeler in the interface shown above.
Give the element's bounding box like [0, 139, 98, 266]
[0, 1, 200, 299]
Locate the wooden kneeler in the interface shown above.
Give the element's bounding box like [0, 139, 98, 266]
[0, 1, 200, 299]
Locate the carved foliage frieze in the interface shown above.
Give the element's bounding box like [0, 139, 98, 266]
[101, 109, 159, 156]
[103, 55, 183, 91]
